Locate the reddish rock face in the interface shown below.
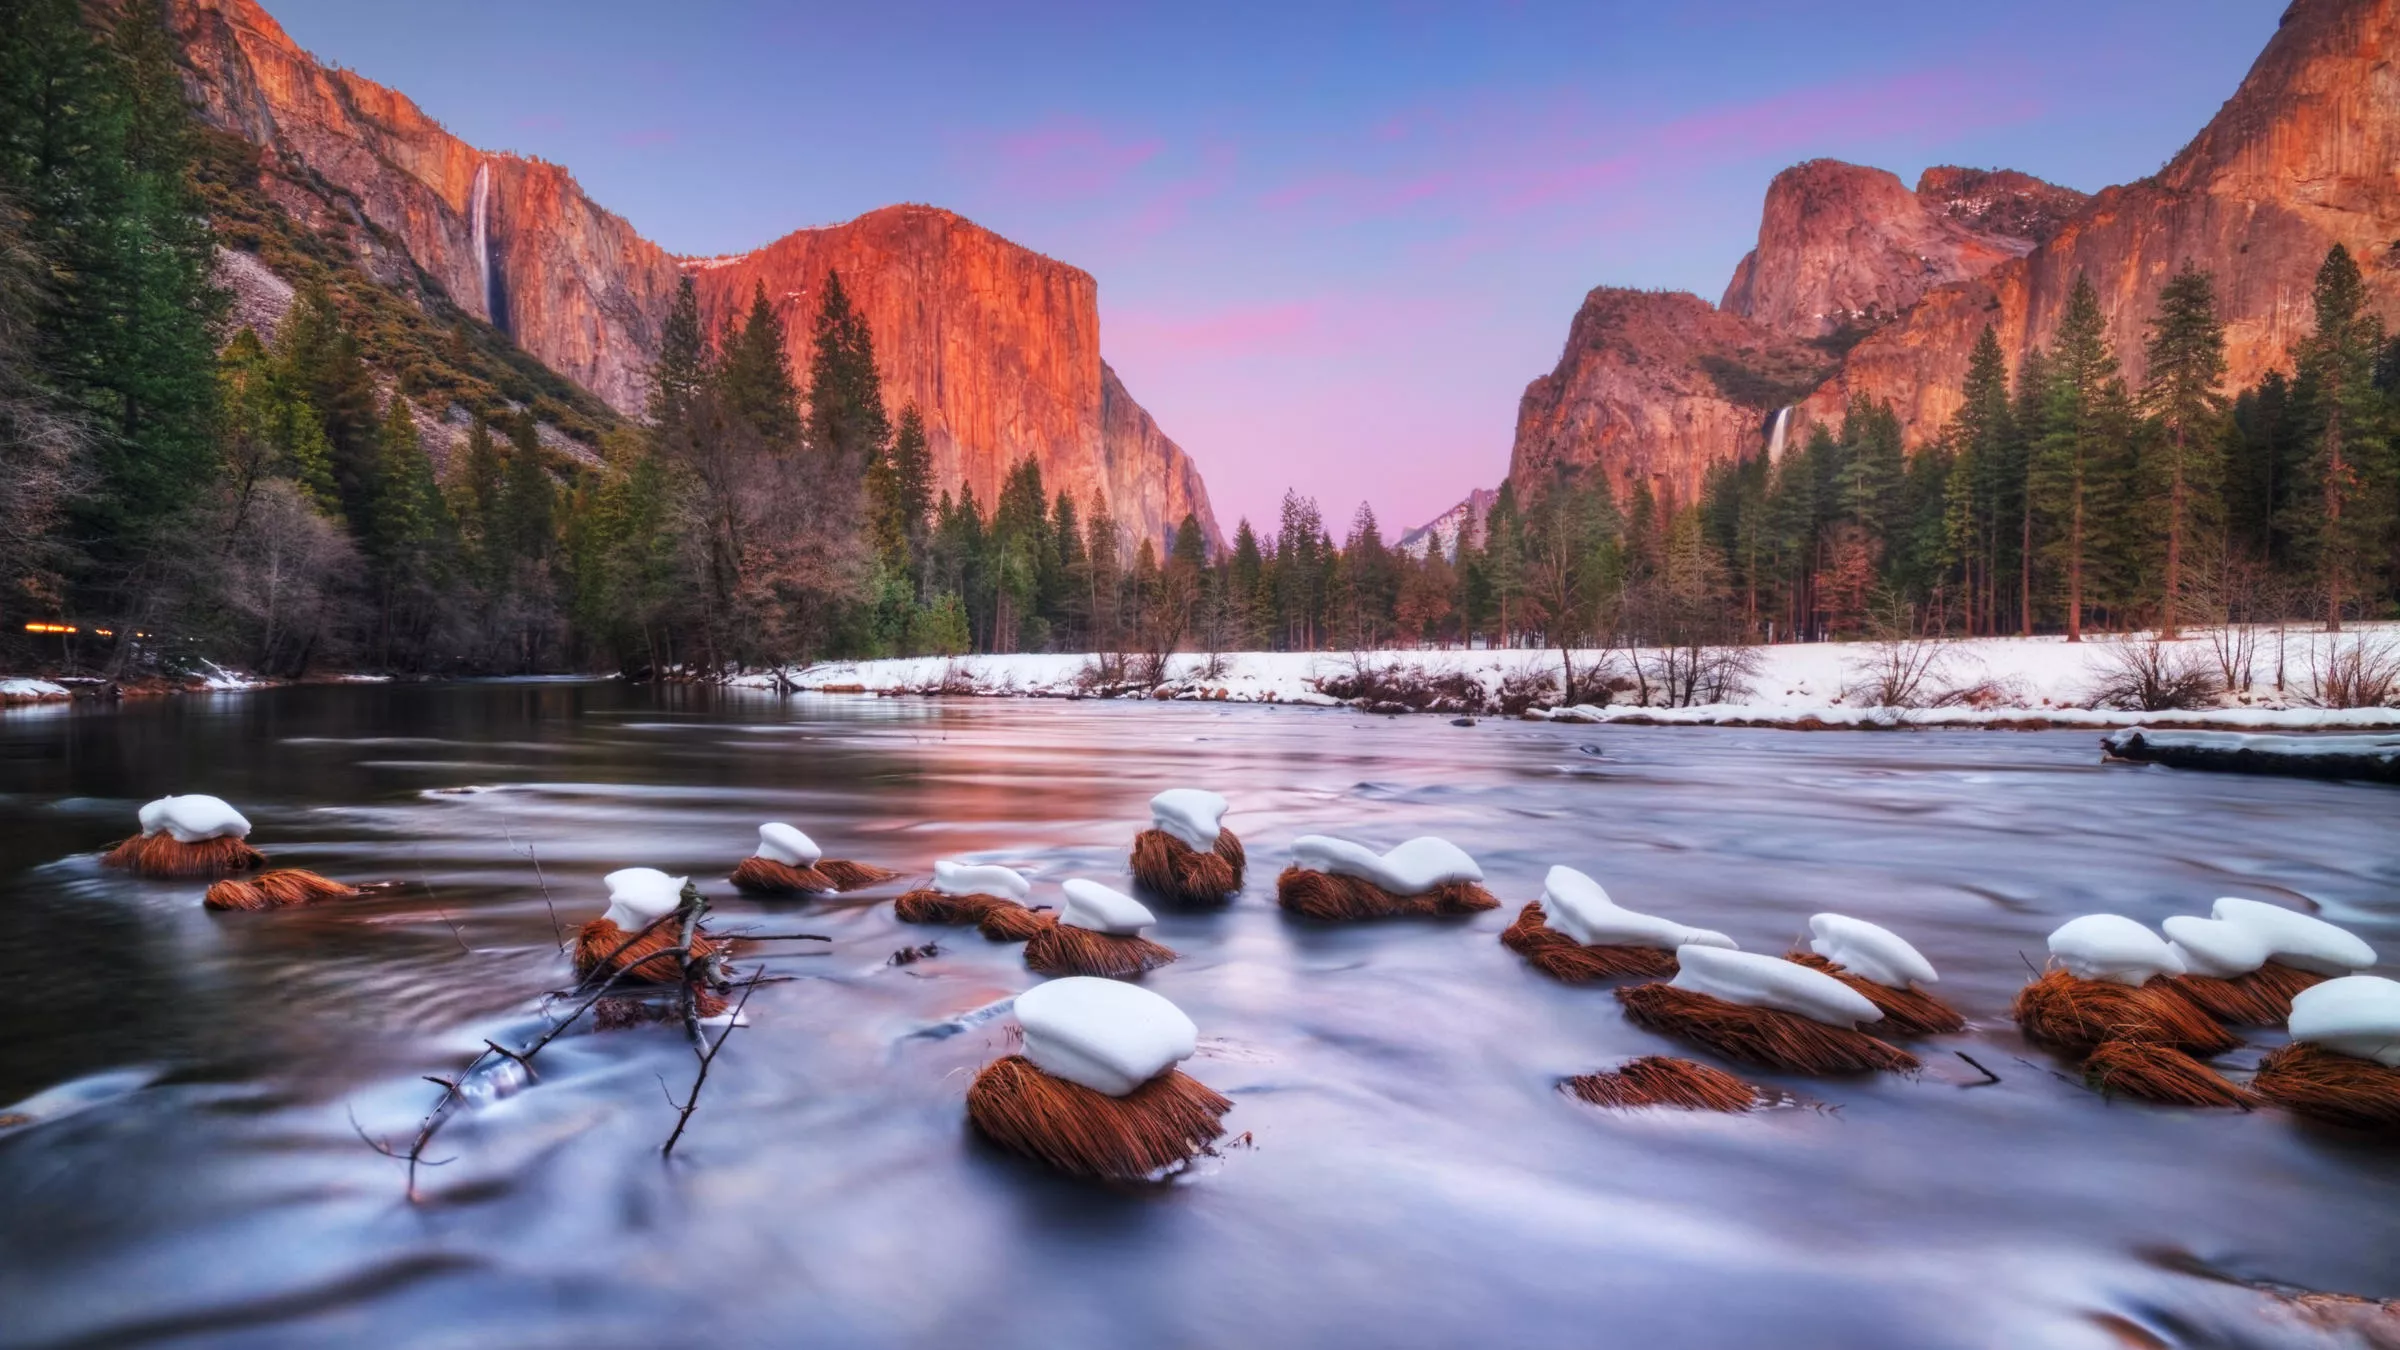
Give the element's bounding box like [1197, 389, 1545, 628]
[165, 0, 1218, 552]
[1510, 289, 1827, 509]
[685, 209, 1220, 552]
[1719, 159, 2085, 340]
[1803, 0, 2400, 443]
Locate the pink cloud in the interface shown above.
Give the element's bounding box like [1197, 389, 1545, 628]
[984, 116, 1164, 198]
[1107, 299, 1323, 356]
[616, 128, 677, 149]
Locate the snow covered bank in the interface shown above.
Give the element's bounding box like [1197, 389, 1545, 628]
[754, 627, 2400, 732]
[0, 678, 71, 705]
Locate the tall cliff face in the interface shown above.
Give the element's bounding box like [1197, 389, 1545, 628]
[1719, 159, 2085, 339]
[164, 0, 1220, 551]
[1510, 289, 1826, 508]
[683, 208, 1220, 551]
[1802, 0, 2400, 440]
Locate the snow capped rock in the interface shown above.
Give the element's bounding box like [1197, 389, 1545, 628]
[1809, 914, 1938, 989]
[139, 795, 251, 843]
[1014, 976, 1199, 1096]
[2287, 975, 2400, 1067]
[1290, 835, 1482, 896]
[2047, 915, 2184, 986]
[753, 823, 821, 867]
[2162, 914, 2275, 978]
[934, 861, 1030, 901]
[1150, 789, 1229, 851]
[602, 867, 687, 929]
[1059, 879, 1156, 935]
[1671, 945, 1882, 1027]
[2210, 897, 2376, 975]
[1541, 865, 1735, 951]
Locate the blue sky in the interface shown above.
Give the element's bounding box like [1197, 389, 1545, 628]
[267, 0, 2277, 534]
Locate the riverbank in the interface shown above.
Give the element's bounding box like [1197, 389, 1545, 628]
[748, 627, 2400, 732]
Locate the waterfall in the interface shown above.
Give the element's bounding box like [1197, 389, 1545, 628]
[1766, 405, 1792, 462]
[468, 161, 493, 319]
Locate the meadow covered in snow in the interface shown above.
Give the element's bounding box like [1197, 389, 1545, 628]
[753, 624, 2400, 731]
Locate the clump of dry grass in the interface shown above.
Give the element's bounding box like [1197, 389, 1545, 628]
[2010, 970, 2239, 1056]
[1785, 951, 1966, 1036]
[730, 856, 899, 896]
[1023, 920, 1179, 979]
[2082, 1040, 2257, 1108]
[1129, 827, 1245, 905]
[966, 1055, 1232, 1180]
[1501, 902, 1677, 982]
[202, 869, 359, 911]
[101, 833, 265, 879]
[2252, 1044, 2400, 1132]
[895, 888, 1022, 927]
[1562, 1056, 1761, 1112]
[1275, 867, 1499, 921]
[978, 904, 1054, 943]
[2166, 962, 2326, 1027]
[572, 917, 725, 984]
[1615, 982, 1919, 1074]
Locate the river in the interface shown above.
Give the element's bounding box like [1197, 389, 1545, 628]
[1, 682, 2393, 1348]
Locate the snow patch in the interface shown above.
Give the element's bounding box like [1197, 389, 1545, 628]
[934, 861, 1029, 901]
[1670, 945, 1882, 1027]
[2048, 915, 2183, 987]
[1290, 835, 1482, 896]
[1059, 879, 1154, 935]
[754, 822, 821, 866]
[1014, 976, 1197, 1096]
[602, 867, 684, 928]
[2287, 976, 2400, 1067]
[1541, 865, 1733, 951]
[1809, 913, 1938, 989]
[1150, 788, 1228, 850]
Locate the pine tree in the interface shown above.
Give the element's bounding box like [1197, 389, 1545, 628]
[2030, 276, 2132, 640]
[2290, 244, 2393, 629]
[1943, 326, 2012, 633]
[718, 281, 801, 449]
[804, 269, 890, 471]
[648, 274, 709, 431]
[869, 402, 934, 573]
[2139, 262, 2229, 635]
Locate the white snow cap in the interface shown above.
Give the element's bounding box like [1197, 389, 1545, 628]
[1808, 914, 1939, 990]
[1290, 835, 1482, 896]
[2209, 897, 2376, 975]
[1671, 945, 1882, 1027]
[1059, 879, 1156, 935]
[753, 823, 821, 867]
[1150, 789, 1229, 851]
[2162, 914, 2275, 978]
[1540, 866, 1734, 952]
[602, 867, 687, 929]
[933, 861, 1030, 902]
[1014, 976, 1198, 1096]
[138, 795, 251, 843]
[2047, 914, 2184, 987]
[2287, 975, 2400, 1067]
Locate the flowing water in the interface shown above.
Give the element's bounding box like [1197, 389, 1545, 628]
[1, 683, 2394, 1349]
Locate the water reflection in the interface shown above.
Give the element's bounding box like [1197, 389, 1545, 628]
[0, 682, 2394, 1348]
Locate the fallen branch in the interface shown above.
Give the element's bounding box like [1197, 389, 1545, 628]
[662, 965, 762, 1157]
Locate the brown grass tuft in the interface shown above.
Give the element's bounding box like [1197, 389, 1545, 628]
[2083, 1040, 2258, 1108]
[896, 888, 1019, 926]
[1785, 951, 1967, 1036]
[572, 916, 725, 984]
[102, 833, 266, 879]
[2167, 962, 2327, 1027]
[1563, 1055, 1762, 1112]
[1023, 920, 1179, 978]
[1502, 902, 1678, 982]
[2010, 970, 2240, 1056]
[202, 869, 360, 911]
[1615, 982, 1919, 1075]
[1129, 828, 1244, 905]
[976, 904, 1054, 943]
[2252, 1043, 2400, 1133]
[966, 1055, 1231, 1180]
[1275, 866, 1500, 921]
[816, 858, 901, 891]
[730, 856, 836, 895]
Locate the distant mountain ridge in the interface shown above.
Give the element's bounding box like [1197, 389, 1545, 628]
[164, 0, 1221, 550]
[1499, 0, 2400, 511]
